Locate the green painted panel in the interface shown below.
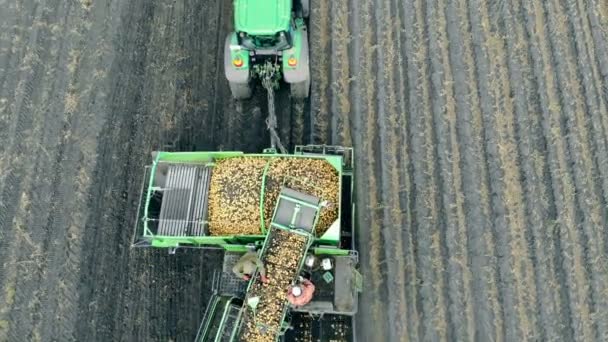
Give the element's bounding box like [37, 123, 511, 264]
[318, 219, 340, 242]
[228, 33, 250, 70]
[222, 244, 249, 252]
[312, 247, 350, 256]
[282, 25, 302, 71]
[234, 0, 291, 35]
[151, 236, 229, 248]
[157, 151, 243, 163]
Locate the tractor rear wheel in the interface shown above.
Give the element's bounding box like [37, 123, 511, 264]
[290, 79, 310, 99]
[229, 81, 252, 100]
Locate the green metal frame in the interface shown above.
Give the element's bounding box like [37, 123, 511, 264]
[228, 33, 250, 72]
[281, 18, 306, 72]
[197, 295, 242, 342]
[135, 147, 348, 249]
[236, 196, 318, 341]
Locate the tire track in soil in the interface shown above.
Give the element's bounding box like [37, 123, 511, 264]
[0, 0, 125, 340]
[329, 0, 351, 146]
[403, 0, 449, 339]
[569, 0, 608, 212]
[373, 0, 409, 340]
[348, 0, 389, 340]
[0, 0, 20, 94]
[469, 0, 541, 339]
[392, 0, 420, 339]
[75, 2, 160, 340]
[451, 0, 505, 339]
[0, 0, 44, 230]
[73, 0, 222, 340]
[5, 1, 74, 340]
[290, 99, 305, 147]
[180, 0, 221, 152]
[38, 2, 124, 341]
[502, 0, 566, 339]
[73, 0, 160, 338]
[0, 1, 63, 339]
[0, 0, 38, 116]
[309, 0, 330, 144]
[426, 0, 475, 339]
[0, 0, 24, 158]
[586, 0, 608, 108]
[567, 0, 608, 213]
[277, 86, 292, 150]
[523, 0, 594, 340]
[587, 0, 608, 265]
[545, 0, 608, 338]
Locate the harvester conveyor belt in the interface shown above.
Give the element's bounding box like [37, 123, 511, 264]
[236, 227, 313, 342]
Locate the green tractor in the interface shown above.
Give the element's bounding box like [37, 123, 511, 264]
[224, 0, 310, 99]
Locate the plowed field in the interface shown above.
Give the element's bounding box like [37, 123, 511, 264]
[1, 0, 608, 341]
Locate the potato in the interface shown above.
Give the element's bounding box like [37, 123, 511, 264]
[208, 157, 340, 237]
[239, 229, 308, 341]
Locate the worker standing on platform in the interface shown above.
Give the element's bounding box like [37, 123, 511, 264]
[233, 251, 269, 283]
[287, 278, 315, 308]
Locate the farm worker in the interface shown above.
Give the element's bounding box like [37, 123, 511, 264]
[287, 279, 315, 307]
[233, 251, 269, 283]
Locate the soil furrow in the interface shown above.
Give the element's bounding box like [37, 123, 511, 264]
[36, 4, 115, 340]
[373, 0, 409, 339]
[567, 0, 608, 216]
[523, 0, 593, 340]
[405, 0, 449, 339]
[0, 3, 54, 339]
[586, 0, 608, 107]
[8, 2, 73, 340]
[545, 0, 608, 338]
[329, 0, 351, 146]
[0, 0, 38, 104]
[349, 0, 388, 339]
[482, 0, 542, 339]
[426, 0, 475, 340]
[0, 0, 23, 156]
[0, 1, 44, 224]
[392, 0, 420, 339]
[501, 0, 565, 339]
[471, 0, 545, 338]
[309, 0, 330, 144]
[448, 0, 504, 339]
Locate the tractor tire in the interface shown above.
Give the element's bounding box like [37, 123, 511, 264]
[290, 79, 310, 99]
[301, 0, 310, 18]
[229, 81, 252, 100]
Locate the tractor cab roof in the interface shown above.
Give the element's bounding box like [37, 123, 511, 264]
[234, 0, 292, 36]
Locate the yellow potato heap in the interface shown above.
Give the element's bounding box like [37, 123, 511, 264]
[208, 157, 268, 235]
[208, 157, 339, 236]
[239, 229, 308, 342]
[263, 158, 339, 236]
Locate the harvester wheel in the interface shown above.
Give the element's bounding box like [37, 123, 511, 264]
[301, 0, 309, 18]
[290, 79, 310, 99]
[229, 81, 252, 100]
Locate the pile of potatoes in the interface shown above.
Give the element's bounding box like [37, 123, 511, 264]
[208, 157, 339, 236]
[207, 157, 268, 235]
[239, 229, 308, 341]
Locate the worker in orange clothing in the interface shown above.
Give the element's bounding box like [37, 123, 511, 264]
[287, 278, 315, 307]
[232, 251, 270, 283]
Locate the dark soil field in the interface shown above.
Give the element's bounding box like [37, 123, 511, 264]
[1, 0, 608, 341]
